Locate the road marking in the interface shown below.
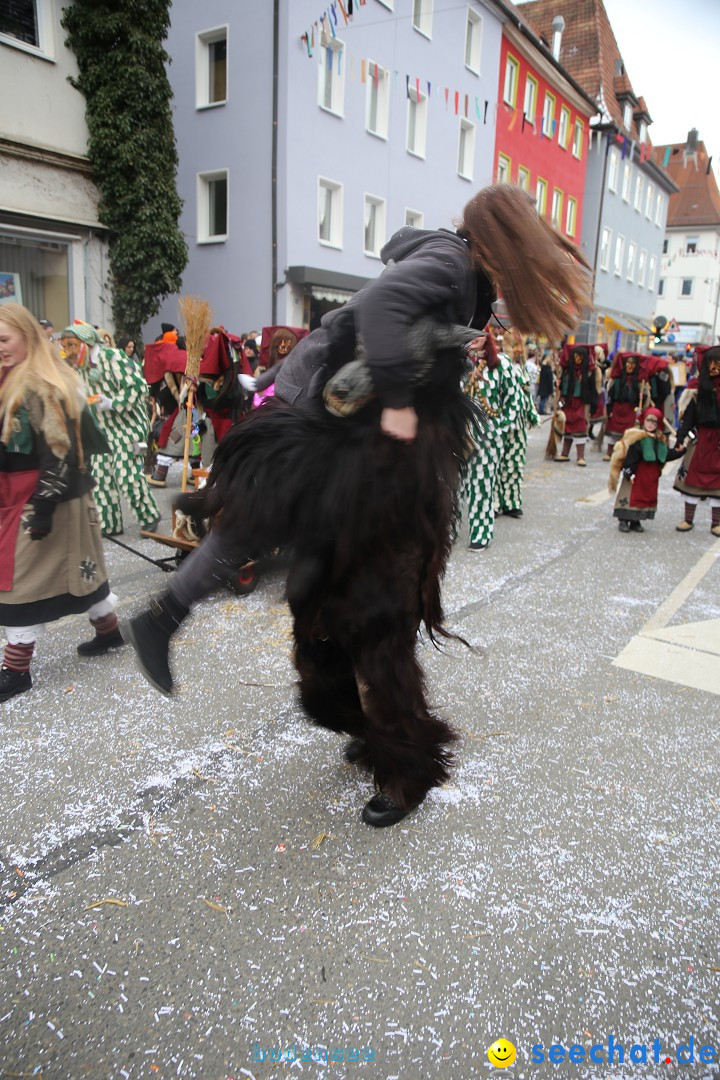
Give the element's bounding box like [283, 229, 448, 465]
[613, 539, 720, 696]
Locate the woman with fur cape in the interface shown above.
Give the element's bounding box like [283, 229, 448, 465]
[608, 406, 684, 533]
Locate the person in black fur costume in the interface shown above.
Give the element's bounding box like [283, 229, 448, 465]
[122, 185, 591, 827]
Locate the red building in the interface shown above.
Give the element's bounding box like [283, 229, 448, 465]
[493, 11, 597, 243]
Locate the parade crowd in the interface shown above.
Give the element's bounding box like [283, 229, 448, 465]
[2, 184, 719, 827]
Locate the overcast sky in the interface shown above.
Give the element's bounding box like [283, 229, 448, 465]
[524, 0, 719, 176]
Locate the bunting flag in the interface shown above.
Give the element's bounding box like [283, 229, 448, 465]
[508, 107, 518, 132]
[327, 8, 336, 37]
[337, 0, 348, 23]
[373, 61, 379, 86]
[454, 90, 459, 115]
[707, 156, 713, 175]
[427, 81, 431, 97]
[416, 77, 420, 99]
[621, 137, 628, 160]
[464, 93, 468, 118]
[475, 97, 481, 120]
[406, 74, 410, 98]
[484, 100, 488, 124]
[361, 58, 366, 83]
[302, 32, 312, 56]
[521, 111, 527, 133]
[663, 146, 671, 167]
[445, 87, 449, 110]
[348, 0, 353, 12]
[330, 3, 338, 25]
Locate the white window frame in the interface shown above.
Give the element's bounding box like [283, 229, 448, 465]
[572, 119, 584, 160]
[0, 0, 55, 59]
[376, 0, 394, 7]
[464, 7, 482, 74]
[621, 162, 632, 202]
[648, 255, 656, 291]
[645, 182, 654, 219]
[637, 249, 646, 287]
[195, 25, 228, 109]
[634, 174, 644, 213]
[318, 177, 343, 249]
[364, 194, 386, 257]
[542, 92, 555, 138]
[366, 59, 390, 139]
[517, 166, 530, 193]
[638, 121, 647, 143]
[535, 177, 548, 217]
[558, 106, 570, 149]
[600, 227, 612, 272]
[523, 74, 538, 125]
[655, 193, 663, 226]
[412, 0, 433, 38]
[607, 149, 619, 192]
[458, 118, 476, 181]
[686, 235, 698, 254]
[623, 102, 632, 129]
[318, 37, 345, 117]
[614, 234, 625, 277]
[551, 188, 563, 229]
[197, 169, 228, 244]
[406, 84, 428, 158]
[496, 153, 511, 184]
[566, 196, 577, 237]
[405, 207, 424, 229]
[503, 54, 519, 107]
[680, 278, 694, 298]
[626, 241, 636, 281]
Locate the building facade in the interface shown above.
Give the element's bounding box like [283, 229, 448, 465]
[517, 0, 677, 351]
[150, 0, 510, 336]
[0, 0, 110, 329]
[655, 135, 720, 351]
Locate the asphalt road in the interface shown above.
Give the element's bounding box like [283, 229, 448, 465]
[1, 424, 719, 1079]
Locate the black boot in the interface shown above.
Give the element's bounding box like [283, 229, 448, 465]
[629, 521, 645, 532]
[362, 792, 420, 828]
[0, 667, 32, 703]
[77, 627, 125, 656]
[120, 592, 189, 696]
[344, 737, 369, 764]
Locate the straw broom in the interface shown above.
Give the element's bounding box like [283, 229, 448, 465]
[178, 296, 213, 492]
[545, 377, 562, 459]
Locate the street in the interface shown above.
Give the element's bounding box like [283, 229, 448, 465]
[1, 422, 719, 1079]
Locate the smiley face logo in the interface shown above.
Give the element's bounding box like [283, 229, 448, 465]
[487, 1039, 517, 1068]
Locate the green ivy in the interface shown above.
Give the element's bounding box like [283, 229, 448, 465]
[62, 0, 187, 339]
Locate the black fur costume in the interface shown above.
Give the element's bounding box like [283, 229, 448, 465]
[182, 327, 485, 810]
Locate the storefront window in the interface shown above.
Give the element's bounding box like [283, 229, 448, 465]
[0, 232, 70, 328]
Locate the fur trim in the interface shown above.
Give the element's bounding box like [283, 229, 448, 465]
[608, 427, 648, 492]
[677, 386, 696, 420]
[25, 384, 72, 459]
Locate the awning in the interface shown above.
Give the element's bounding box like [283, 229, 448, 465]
[311, 286, 354, 303]
[600, 312, 651, 334]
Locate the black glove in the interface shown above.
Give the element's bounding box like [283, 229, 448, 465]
[25, 502, 54, 541]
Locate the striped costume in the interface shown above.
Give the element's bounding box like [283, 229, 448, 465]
[495, 362, 539, 513]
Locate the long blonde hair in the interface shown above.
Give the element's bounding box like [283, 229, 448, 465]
[0, 303, 84, 443]
[461, 185, 593, 343]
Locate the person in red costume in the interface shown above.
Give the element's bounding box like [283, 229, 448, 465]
[674, 344, 720, 536]
[555, 344, 597, 466]
[609, 407, 684, 533]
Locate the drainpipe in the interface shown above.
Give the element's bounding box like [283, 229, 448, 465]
[551, 15, 564, 61]
[590, 130, 611, 342]
[271, 0, 279, 324]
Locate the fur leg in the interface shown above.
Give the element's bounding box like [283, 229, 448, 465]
[294, 630, 367, 742]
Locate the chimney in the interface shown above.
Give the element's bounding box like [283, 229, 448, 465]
[687, 128, 699, 152]
[551, 15, 565, 61]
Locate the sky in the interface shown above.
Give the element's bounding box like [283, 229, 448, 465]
[527, 0, 720, 176]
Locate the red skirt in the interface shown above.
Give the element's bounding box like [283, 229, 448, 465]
[607, 401, 637, 438]
[563, 397, 587, 436]
[675, 427, 720, 497]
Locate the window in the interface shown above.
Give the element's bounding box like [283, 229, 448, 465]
[536, 177, 548, 217]
[517, 166, 530, 193]
[558, 106, 570, 149]
[465, 7, 482, 73]
[318, 38, 345, 115]
[551, 188, 563, 228]
[405, 208, 424, 229]
[614, 234, 625, 276]
[655, 193, 663, 226]
[364, 195, 386, 256]
[686, 236, 698, 254]
[318, 178, 343, 247]
[600, 227, 612, 271]
[0, 0, 52, 54]
[523, 75, 538, 125]
[0, 229, 71, 327]
[621, 163, 631, 202]
[196, 27, 227, 107]
[496, 153, 511, 184]
[542, 92, 555, 137]
[503, 54, 519, 107]
[648, 255, 656, 291]
[197, 170, 228, 243]
[566, 196, 577, 237]
[412, 0, 433, 38]
[458, 119, 476, 180]
[662, 238, 669, 255]
[608, 149, 619, 192]
[680, 278, 693, 297]
[623, 102, 632, 129]
[376, 0, 393, 6]
[658, 278, 664, 297]
[366, 60, 390, 138]
[638, 121, 647, 143]
[637, 249, 646, 287]
[645, 182, 654, 218]
[572, 120, 584, 159]
[627, 241, 636, 281]
[634, 175, 644, 212]
[406, 84, 428, 157]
